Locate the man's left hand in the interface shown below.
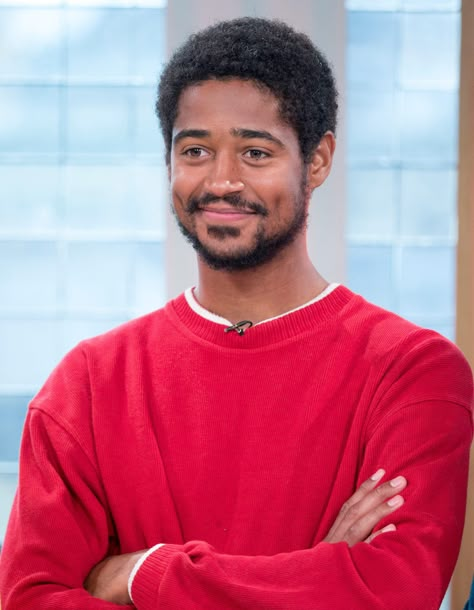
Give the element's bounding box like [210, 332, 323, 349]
[84, 550, 146, 605]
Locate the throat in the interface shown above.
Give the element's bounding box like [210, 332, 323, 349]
[189, 279, 332, 327]
[193, 253, 329, 325]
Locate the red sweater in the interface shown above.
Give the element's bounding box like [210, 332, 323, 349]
[0, 286, 472, 610]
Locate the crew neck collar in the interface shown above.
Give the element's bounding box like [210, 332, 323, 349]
[166, 285, 355, 349]
[184, 283, 341, 327]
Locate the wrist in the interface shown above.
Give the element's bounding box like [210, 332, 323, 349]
[128, 543, 166, 604]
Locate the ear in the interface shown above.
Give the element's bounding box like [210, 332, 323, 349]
[306, 131, 336, 191]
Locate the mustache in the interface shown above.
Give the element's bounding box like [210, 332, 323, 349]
[186, 193, 268, 216]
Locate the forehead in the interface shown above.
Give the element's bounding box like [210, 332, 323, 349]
[173, 79, 293, 137]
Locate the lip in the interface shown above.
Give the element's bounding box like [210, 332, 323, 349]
[198, 206, 257, 222]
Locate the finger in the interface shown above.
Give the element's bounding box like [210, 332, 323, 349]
[328, 477, 406, 544]
[343, 494, 404, 547]
[325, 469, 386, 537]
[354, 476, 407, 518]
[340, 469, 386, 513]
[364, 523, 397, 544]
[328, 471, 405, 540]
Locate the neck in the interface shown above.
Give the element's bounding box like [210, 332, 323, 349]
[194, 242, 328, 325]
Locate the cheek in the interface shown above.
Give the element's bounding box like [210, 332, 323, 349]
[170, 166, 194, 205]
[259, 181, 303, 220]
[250, 166, 302, 200]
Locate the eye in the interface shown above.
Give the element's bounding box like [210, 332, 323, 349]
[183, 147, 208, 158]
[244, 149, 269, 161]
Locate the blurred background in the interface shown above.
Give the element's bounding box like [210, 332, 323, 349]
[0, 0, 472, 608]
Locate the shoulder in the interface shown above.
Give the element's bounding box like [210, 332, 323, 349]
[341, 290, 429, 352]
[28, 304, 172, 419]
[80, 304, 170, 353]
[341, 291, 473, 409]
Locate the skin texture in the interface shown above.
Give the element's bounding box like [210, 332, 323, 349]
[84, 79, 408, 603]
[170, 79, 334, 324]
[171, 80, 310, 272]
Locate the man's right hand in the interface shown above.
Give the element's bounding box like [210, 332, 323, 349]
[323, 469, 407, 547]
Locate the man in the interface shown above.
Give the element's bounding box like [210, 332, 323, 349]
[0, 17, 472, 610]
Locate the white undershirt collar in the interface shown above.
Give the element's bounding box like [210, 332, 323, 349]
[184, 283, 340, 327]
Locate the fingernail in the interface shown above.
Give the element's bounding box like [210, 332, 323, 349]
[387, 495, 404, 508]
[390, 476, 406, 488]
[381, 524, 397, 533]
[370, 468, 385, 481]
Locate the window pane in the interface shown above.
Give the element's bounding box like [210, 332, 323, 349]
[0, 8, 64, 79]
[135, 8, 166, 81]
[65, 242, 133, 312]
[401, 0, 460, 10]
[66, 86, 131, 155]
[400, 169, 457, 238]
[347, 87, 397, 161]
[347, 12, 398, 85]
[133, 242, 165, 316]
[0, 165, 59, 231]
[348, 246, 394, 310]
[346, 1, 399, 10]
[0, 320, 64, 388]
[399, 246, 455, 317]
[347, 169, 397, 238]
[64, 165, 132, 230]
[0, 86, 60, 154]
[0, 396, 29, 462]
[400, 12, 460, 88]
[400, 91, 458, 163]
[135, 86, 163, 155]
[67, 8, 133, 79]
[131, 165, 167, 233]
[0, 242, 59, 313]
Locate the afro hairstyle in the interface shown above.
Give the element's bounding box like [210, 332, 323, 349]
[156, 17, 338, 164]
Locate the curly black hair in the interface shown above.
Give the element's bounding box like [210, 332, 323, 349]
[156, 17, 338, 164]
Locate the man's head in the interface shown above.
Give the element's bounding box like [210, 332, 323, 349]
[157, 17, 338, 165]
[157, 18, 338, 272]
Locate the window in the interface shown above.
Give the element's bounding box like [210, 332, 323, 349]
[346, 0, 461, 342]
[0, 0, 167, 542]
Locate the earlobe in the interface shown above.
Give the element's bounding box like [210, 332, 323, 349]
[307, 131, 336, 190]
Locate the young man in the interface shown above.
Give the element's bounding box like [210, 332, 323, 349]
[0, 17, 472, 610]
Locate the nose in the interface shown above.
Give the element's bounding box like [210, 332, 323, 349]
[204, 153, 244, 197]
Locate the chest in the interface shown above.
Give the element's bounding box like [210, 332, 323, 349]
[93, 341, 377, 554]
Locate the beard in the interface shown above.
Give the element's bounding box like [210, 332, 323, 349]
[173, 180, 308, 272]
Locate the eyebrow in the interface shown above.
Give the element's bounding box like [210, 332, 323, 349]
[172, 128, 285, 148]
[173, 129, 210, 145]
[231, 128, 284, 147]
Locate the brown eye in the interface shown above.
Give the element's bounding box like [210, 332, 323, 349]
[245, 149, 268, 161]
[185, 147, 205, 157]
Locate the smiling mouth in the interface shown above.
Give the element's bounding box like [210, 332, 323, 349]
[199, 204, 256, 213]
[198, 205, 258, 220]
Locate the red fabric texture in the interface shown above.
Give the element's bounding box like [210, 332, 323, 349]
[0, 286, 472, 609]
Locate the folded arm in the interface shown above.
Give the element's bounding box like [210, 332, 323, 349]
[84, 469, 407, 604]
[89, 400, 472, 610]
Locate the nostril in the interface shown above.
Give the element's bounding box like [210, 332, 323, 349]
[204, 178, 245, 195]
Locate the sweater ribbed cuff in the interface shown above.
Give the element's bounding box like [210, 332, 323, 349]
[130, 543, 185, 607]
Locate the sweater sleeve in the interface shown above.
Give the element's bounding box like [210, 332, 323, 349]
[129, 337, 474, 610]
[0, 348, 129, 610]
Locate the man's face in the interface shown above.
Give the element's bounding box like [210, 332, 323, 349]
[169, 79, 310, 271]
